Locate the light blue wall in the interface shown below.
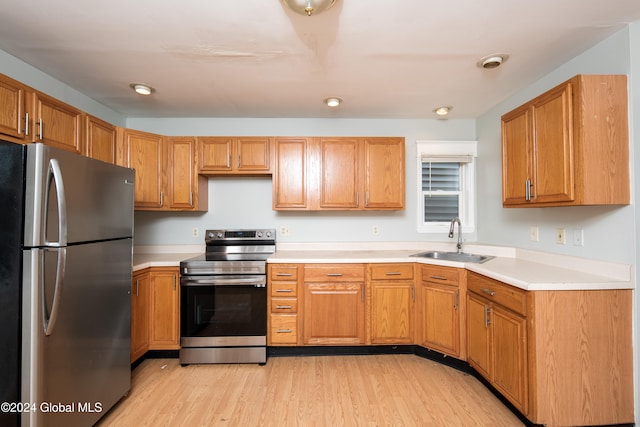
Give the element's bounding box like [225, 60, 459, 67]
[0, 50, 125, 126]
[476, 27, 635, 264]
[129, 118, 477, 245]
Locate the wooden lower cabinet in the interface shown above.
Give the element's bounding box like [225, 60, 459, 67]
[131, 270, 150, 363]
[130, 267, 180, 363]
[303, 264, 366, 345]
[368, 263, 414, 344]
[418, 265, 464, 358]
[148, 268, 180, 349]
[467, 271, 633, 426]
[268, 264, 301, 345]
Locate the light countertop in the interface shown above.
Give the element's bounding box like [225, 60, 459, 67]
[133, 243, 633, 292]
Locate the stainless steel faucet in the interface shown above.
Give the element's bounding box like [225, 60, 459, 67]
[448, 217, 463, 254]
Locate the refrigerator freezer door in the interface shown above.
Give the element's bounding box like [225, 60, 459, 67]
[24, 143, 134, 247]
[22, 238, 132, 427]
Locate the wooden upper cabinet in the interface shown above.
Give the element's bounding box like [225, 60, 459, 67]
[362, 137, 405, 209]
[118, 130, 207, 212]
[33, 91, 83, 154]
[85, 115, 116, 164]
[166, 137, 207, 211]
[0, 74, 29, 142]
[118, 128, 164, 209]
[319, 137, 359, 208]
[274, 136, 405, 211]
[198, 136, 271, 174]
[273, 137, 308, 209]
[502, 74, 629, 207]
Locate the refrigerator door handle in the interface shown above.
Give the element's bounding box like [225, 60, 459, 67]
[45, 158, 67, 247]
[43, 247, 66, 336]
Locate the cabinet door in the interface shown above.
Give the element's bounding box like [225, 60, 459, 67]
[131, 272, 150, 363]
[198, 137, 233, 172]
[303, 282, 365, 345]
[85, 115, 116, 164]
[370, 281, 414, 344]
[362, 138, 405, 209]
[319, 137, 359, 208]
[119, 129, 164, 209]
[149, 269, 180, 349]
[166, 137, 196, 210]
[492, 304, 528, 414]
[501, 106, 532, 205]
[236, 137, 271, 172]
[530, 82, 574, 203]
[0, 75, 28, 141]
[420, 282, 460, 356]
[273, 137, 308, 209]
[467, 293, 491, 379]
[34, 92, 83, 154]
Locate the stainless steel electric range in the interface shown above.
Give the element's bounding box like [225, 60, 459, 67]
[179, 229, 276, 365]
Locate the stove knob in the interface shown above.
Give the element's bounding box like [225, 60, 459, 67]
[216, 232, 223, 239]
[208, 232, 214, 238]
[257, 231, 263, 238]
[265, 231, 272, 238]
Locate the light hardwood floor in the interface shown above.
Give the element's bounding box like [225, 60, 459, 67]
[97, 355, 524, 426]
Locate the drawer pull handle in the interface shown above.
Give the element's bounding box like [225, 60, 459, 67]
[430, 275, 448, 281]
[385, 272, 402, 276]
[276, 329, 292, 333]
[275, 305, 292, 309]
[327, 273, 343, 277]
[276, 273, 293, 277]
[481, 288, 495, 296]
[275, 289, 293, 293]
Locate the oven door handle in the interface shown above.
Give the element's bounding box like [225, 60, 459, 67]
[181, 276, 266, 287]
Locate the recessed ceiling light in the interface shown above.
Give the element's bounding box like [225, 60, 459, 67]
[477, 54, 509, 69]
[324, 97, 342, 107]
[433, 106, 452, 116]
[130, 83, 154, 95]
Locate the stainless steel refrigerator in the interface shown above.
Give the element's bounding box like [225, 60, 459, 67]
[0, 141, 135, 426]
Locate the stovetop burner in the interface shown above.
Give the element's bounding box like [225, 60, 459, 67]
[180, 228, 276, 275]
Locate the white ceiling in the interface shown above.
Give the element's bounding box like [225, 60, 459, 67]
[0, 0, 638, 119]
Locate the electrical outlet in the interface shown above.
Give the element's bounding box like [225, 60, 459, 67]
[192, 227, 199, 237]
[372, 225, 380, 236]
[555, 228, 566, 245]
[573, 229, 584, 246]
[280, 227, 290, 236]
[530, 226, 539, 242]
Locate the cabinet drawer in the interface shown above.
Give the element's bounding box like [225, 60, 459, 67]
[370, 263, 414, 280]
[304, 264, 365, 282]
[270, 265, 299, 281]
[271, 282, 297, 297]
[421, 265, 460, 285]
[467, 272, 527, 316]
[270, 315, 297, 344]
[271, 298, 297, 313]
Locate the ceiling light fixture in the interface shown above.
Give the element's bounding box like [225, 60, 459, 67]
[281, 0, 337, 16]
[130, 83, 154, 95]
[324, 97, 342, 107]
[477, 54, 509, 70]
[434, 106, 452, 116]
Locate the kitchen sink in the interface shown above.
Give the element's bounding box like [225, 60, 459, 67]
[410, 251, 494, 264]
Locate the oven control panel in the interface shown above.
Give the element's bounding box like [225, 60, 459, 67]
[205, 228, 276, 243]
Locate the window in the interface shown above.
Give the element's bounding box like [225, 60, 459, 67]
[416, 141, 477, 234]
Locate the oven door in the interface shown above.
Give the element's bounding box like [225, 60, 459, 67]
[180, 275, 267, 347]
